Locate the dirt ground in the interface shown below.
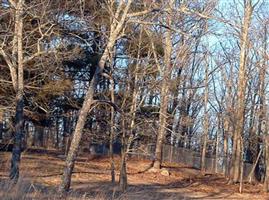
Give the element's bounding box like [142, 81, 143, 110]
[0, 149, 268, 200]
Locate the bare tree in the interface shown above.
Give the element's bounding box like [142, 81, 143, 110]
[201, 52, 209, 173]
[59, 0, 134, 193]
[152, 0, 173, 170]
[0, 0, 25, 182]
[230, 0, 255, 183]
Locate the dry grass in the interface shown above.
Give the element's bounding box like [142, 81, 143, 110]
[0, 149, 267, 199]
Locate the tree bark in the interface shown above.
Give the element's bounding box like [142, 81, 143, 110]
[230, 1, 253, 183]
[59, 1, 133, 193]
[110, 78, 115, 184]
[264, 136, 269, 192]
[261, 24, 269, 192]
[153, 0, 173, 169]
[201, 55, 209, 173]
[59, 75, 97, 192]
[119, 118, 127, 191]
[215, 115, 220, 174]
[9, 0, 25, 183]
[0, 112, 3, 142]
[223, 62, 233, 177]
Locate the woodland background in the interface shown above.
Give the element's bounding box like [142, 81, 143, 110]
[1, 0, 269, 197]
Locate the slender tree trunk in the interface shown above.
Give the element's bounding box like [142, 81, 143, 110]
[110, 78, 115, 184]
[215, 115, 220, 174]
[223, 63, 233, 177]
[248, 99, 258, 182]
[0, 112, 3, 142]
[223, 131, 228, 176]
[248, 149, 262, 183]
[201, 56, 209, 173]
[59, 76, 97, 192]
[230, 1, 253, 183]
[264, 136, 269, 192]
[258, 24, 267, 185]
[239, 138, 244, 193]
[55, 118, 59, 149]
[153, 0, 173, 169]
[119, 118, 127, 191]
[59, 1, 132, 193]
[35, 126, 44, 147]
[118, 29, 142, 187]
[10, 0, 25, 182]
[153, 82, 169, 169]
[261, 25, 269, 192]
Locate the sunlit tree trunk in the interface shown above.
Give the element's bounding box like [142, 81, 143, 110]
[215, 114, 220, 174]
[264, 136, 269, 192]
[223, 62, 233, 177]
[201, 54, 209, 173]
[261, 25, 269, 192]
[230, 1, 253, 183]
[119, 117, 127, 191]
[59, 1, 133, 193]
[153, 0, 173, 169]
[110, 78, 115, 184]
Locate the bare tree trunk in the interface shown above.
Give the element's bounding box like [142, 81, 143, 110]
[230, 1, 253, 183]
[258, 24, 268, 187]
[239, 138, 244, 193]
[264, 136, 269, 192]
[247, 98, 258, 182]
[10, 93, 24, 181]
[0, 112, 3, 142]
[10, 0, 25, 182]
[223, 63, 233, 177]
[110, 78, 115, 184]
[35, 126, 44, 147]
[223, 132, 228, 176]
[215, 115, 220, 174]
[54, 120, 58, 149]
[118, 29, 143, 187]
[153, 82, 169, 169]
[59, 1, 133, 193]
[248, 149, 262, 183]
[59, 76, 97, 192]
[119, 118, 127, 191]
[153, 0, 173, 169]
[261, 24, 269, 193]
[201, 56, 209, 173]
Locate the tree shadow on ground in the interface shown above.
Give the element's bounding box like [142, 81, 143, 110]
[0, 175, 242, 200]
[69, 180, 237, 200]
[0, 150, 265, 200]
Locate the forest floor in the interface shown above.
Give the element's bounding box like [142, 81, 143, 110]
[0, 148, 268, 200]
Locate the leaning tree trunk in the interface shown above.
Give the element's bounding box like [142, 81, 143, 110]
[10, 0, 25, 183]
[59, 1, 133, 193]
[59, 77, 96, 192]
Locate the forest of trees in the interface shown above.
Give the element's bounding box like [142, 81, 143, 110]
[1, 0, 269, 196]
